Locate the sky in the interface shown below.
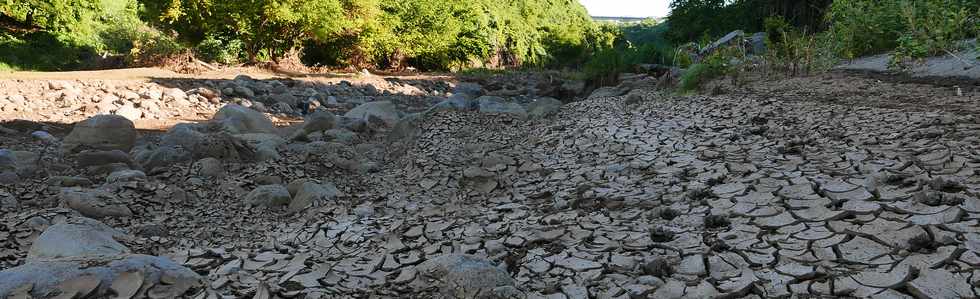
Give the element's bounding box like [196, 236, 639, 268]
[580, 0, 671, 18]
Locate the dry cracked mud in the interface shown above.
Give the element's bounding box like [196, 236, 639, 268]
[1, 70, 980, 299]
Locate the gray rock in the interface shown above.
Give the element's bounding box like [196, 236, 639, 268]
[155, 124, 257, 162]
[267, 93, 298, 106]
[60, 188, 133, 219]
[134, 145, 192, 172]
[75, 150, 131, 168]
[30, 131, 58, 144]
[290, 110, 337, 140]
[287, 180, 341, 213]
[588, 86, 628, 99]
[233, 85, 255, 98]
[387, 113, 423, 142]
[416, 254, 519, 299]
[0, 149, 14, 171]
[106, 169, 146, 183]
[526, 97, 562, 119]
[236, 133, 284, 161]
[62, 115, 138, 153]
[345, 101, 401, 127]
[477, 96, 527, 119]
[748, 32, 767, 55]
[0, 254, 201, 298]
[0, 171, 18, 184]
[324, 128, 357, 144]
[452, 82, 484, 98]
[338, 116, 368, 133]
[245, 184, 291, 208]
[212, 104, 277, 134]
[700, 30, 745, 56]
[27, 218, 130, 260]
[7, 150, 38, 176]
[195, 157, 224, 178]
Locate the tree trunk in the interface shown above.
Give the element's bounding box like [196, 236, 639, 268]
[25, 9, 34, 28]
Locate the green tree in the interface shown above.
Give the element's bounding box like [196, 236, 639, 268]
[144, 0, 346, 62]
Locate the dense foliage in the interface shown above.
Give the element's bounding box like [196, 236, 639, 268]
[0, 0, 183, 70]
[666, 0, 832, 44]
[582, 20, 676, 86]
[826, 0, 979, 60]
[140, 0, 601, 70]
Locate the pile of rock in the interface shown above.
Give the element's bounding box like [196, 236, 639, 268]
[0, 217, 201, 298]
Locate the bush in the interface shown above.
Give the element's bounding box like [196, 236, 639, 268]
[764, 16, 838, 75]
[892, 0, 977, 66]
[196, 35, 243, 65]
[827, 0, 978, 60]
[0, 31, 98, 71]
[678, 48, 740, 92]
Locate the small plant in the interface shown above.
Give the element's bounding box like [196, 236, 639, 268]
[660, 208, 681, 220]
[677, 46, 742, 92]
[686, 187, 714, 201]
[648, 226, 676, 243]
[908, 233, 939, 253]
[704, 214, 730, 229]
[641, 258, 674, 278]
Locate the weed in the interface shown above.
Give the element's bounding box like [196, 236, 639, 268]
[641, 258, 674, 278]
[908, 233, 939, 253]
[660, 208, 681, 221]
[704, 214, 731, 229]
[649, 226, 676, 243]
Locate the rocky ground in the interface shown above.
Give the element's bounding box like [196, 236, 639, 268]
[0, 69, 979, 299]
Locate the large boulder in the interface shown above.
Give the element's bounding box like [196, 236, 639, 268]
[75, 150, 132, 168]
[245, 185, 291, 208]
[141, 124, 256, 166]
[60, 188, 133, 219]
[0, 255, 201, 298]
[429, 94, 475, 113]
[344, 101, 401, 127]
[212, 104, 277, 134]
[289, 110, 337, 140]
[287, 180, 341, 213]
[699, 30, 745, 56]
[1, 217, 201, 298]
[236, 133, 285, 161]
[62, 115, 138, 153]
[747, 32, 767, 55]
[452, 82, 484, 98]
[27, 218, 130, 260]
[415, 254, 521, 299]
[526, 97, 563, 119]
[134, 145, 192, 172]
[477, 96, 527, 119]
[0, 148, 14, 171]
[588, 86, 629, 99]
[387, 113, 424, 143]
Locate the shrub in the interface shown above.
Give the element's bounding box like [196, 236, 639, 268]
[677, 49, 737, 92]
[827, 0, 978, 60]
[892, 0, 977, 66]
[196, 35, 243, 65]
[581, 48, 625, 87]
[763, 16, 838, 75]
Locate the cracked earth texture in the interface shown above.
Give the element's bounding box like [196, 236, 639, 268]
[2, 72, 980, 299]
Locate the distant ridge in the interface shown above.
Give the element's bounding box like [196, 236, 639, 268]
[591, 16, 660, 23]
